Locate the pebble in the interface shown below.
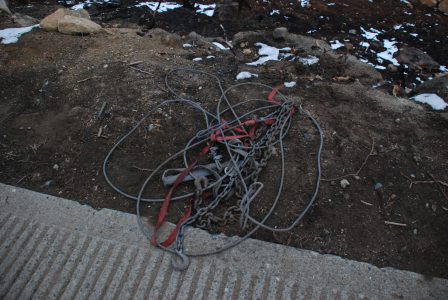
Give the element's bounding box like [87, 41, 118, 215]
[340, 179, 350, 188]
[344, 42, 354, 51]
[349, 29, 357, 34]
[354, 175, 361, 180]
[374, 182, 383, 190]
[395, 118, 400, 124]
[413, 229, 418, 235]
[387, 64, 398, 72]
[53, 164, 59, 170]
[41, 179, 55, 188]
[273, 27, 288, 39]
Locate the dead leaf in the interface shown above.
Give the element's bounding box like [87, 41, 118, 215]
[392, 84, 400, 96]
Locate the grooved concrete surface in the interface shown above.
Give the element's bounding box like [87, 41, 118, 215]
[0, 183, 447, 300]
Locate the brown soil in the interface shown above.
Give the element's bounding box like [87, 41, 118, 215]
[1, 1, 448, 278]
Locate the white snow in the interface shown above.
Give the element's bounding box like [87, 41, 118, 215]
[360, 27, 381, 41]
[284, 81, 296, 88]
[270, 10, 280, 16]
[394, 24, 403, 30]
[183, 43, 193, 48]
[195, 3, 216, 17]
[236, 71, 258, 80]
[206, 55, 215, 59]
[247, 43, 291, 66]
[411, 94, 448, 110]
[0, 25, 39, 44]
[440, 66, 448, 73]
[410, 33, 418, 37]
[136, 2, 182, 12]
[212, 42, 230, 50]
[299, 55, 319, 65]
[377, 39, 399, 66]
[359, 41, 370, 48]
[300, 0, 310, 8]
[330, 40, 344, 50]
[192, 57, 203, 61]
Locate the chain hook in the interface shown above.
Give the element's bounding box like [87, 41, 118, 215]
[171, 250, 190, 271]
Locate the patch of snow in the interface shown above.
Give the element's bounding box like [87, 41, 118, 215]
[0, 25, 39, 44]
[327, 3, 336, 6]
[299, 0, 310, 8]
[284, 81, 296, 88]
[206, 55, 215, 59]
[393, 24, 403, 30]
[212, 42, 230, 50]
[375, 65, 386, 70]
[270, 10, 280, 16]
[192, 57, 203, 61]
[330, 40, 344, 50]
[411, 94, 448, 110]
[400, 0, 410, 4]
[247, 43, 291, 66]
[183, 43, 193, 48]
[236, 71, 258, 80]
[409, 33, 418, 37]
[299, 55, 319, 65]
[195, 3, 215, 17]
[136, 2, 182, 12]
[377, 39, 399, 66]
[306, 29, 317, 34]
[359, 41, 370, 48]
[440, 66, 448, 73]
[361, 27, 382, 41]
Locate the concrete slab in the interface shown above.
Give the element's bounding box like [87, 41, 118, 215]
[0, 183, 447, 299]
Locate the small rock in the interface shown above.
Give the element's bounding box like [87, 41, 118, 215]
[40, 8, 90, 32]
[395, 118, 401, 124]
[396, 47, 440, 70]
[273, 27, 288, 40]
[419, 0, 438, 7]
[343, 193, 350, 200]
[340, 179, 350, 188]
[354, 175, 361, 180]
[387, 64, 398, 72]
[348, 29, 357, 35]
[53, 164, 59, 171]
[374, 182, 383, 190]
[58, 15, 102, 35]
[440, 0, 448, 13]
[431, 204, 437, 212]
[344, 43, 354, 51]
[242, 48, 252, 55]
[41, 179, 55, 188]
[12, 13, 39, 27]
[413, 229, 418, 235]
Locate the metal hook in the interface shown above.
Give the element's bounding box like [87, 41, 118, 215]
[171, 251, 190, 271]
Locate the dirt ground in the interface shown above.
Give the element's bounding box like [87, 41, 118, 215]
[1, 1, 448, 279]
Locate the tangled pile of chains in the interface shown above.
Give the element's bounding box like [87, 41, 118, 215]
[103, 68, 323, 271]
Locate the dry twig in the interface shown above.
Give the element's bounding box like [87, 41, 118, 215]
[384, 221, 407, 227]
[322, 138, 375, 181]
[400, 172, 448, 201]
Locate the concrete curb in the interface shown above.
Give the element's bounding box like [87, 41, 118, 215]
[0, 183, 447, 299]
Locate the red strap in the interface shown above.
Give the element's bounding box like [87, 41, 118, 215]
[151, 161, 197, 247]
[159, 205, 191, 247]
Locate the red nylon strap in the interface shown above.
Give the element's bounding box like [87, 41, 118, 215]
[151, 161, 197, 247]
[159, 205, 192, 247]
